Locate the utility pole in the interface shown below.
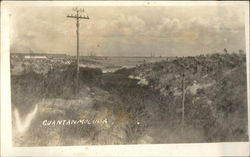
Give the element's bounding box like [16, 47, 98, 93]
[67, 7, 89, 93]
[181, 73, 186, 129]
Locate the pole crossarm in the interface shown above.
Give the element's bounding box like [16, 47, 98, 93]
[66, 15, 89, 19]
[67, 7, 90, 20]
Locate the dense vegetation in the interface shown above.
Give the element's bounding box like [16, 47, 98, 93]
[131, 53, 248, 142]
[11, 53, 248, 146]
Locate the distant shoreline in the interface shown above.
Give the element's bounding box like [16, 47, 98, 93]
[10, 52, 175, 58]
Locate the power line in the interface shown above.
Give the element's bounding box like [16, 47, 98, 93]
[67, 7, 89, 94]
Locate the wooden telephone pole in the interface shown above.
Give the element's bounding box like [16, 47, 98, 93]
[181, 73, 186, 127]
[67, 7, 89, 93]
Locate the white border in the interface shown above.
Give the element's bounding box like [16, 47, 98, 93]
[1, 1, 249, 6]
[1, 1, 249, 156]
[245, 0, 250, 149]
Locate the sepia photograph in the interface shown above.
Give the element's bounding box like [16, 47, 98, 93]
[1, 1, 249, 156]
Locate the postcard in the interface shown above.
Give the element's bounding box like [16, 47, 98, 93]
[1, 1, 249, 156]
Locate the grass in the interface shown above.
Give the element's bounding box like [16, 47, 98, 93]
[11, 52, 248, 146]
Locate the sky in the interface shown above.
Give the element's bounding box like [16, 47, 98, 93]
[9, 5, 246, 57]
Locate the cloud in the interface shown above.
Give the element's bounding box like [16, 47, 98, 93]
[78, 13, 147, 54]
[9, 6, 246, 56]
[82, 13, 146, 37]
[157, 18, 182, 33]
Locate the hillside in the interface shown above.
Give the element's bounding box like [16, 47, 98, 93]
[129, 53, 248, 142]
[11, 53, 248, 146]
